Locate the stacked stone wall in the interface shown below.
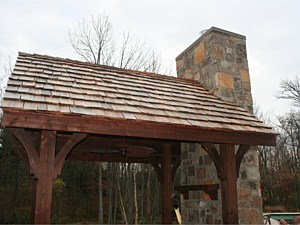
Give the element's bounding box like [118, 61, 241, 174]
[180, 143, 221, 224]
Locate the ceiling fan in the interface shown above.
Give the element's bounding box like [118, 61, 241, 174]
[94, 143, 155, 158]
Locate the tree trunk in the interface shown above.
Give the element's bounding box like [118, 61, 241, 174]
[98, 162, 104, 224]
[113, 163, 118, 224]
[107, 163, 113, 224]
[113, 181, 118, 224]
[146, 165, 151, 221]
[117, 165, 128, 224]
[151, 177, 159, 223]
[140, 164, 145, 223]
[133, 164, 138, 224]
[124, 163, 130, 221]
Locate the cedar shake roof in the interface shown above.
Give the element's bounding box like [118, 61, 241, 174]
[1, 52, 276, 144]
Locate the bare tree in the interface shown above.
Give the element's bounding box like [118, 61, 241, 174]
[98, 162, 103, 224]
[68, 14, 163, 73]
[255, 103, 300, 211]
[0, 56, 13, 100]
[69, 14, 115, 65]
[68, 13, 166, 224]
[277, 76, 300, 106]
[116, 164, 128, 224]
[277, 112, 300, 172]
[133, 164, 138, 225]
[117, 32, 162, 72]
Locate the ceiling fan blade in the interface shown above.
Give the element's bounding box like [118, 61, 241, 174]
[88, 147, 120, 154]
[126, 146, 155, 157]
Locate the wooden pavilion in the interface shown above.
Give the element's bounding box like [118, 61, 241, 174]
[1, 52, 276, 224]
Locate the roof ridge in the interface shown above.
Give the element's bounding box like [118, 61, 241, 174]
[18, 51, 200, 85]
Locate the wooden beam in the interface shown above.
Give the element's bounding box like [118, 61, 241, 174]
[161, 143, 172, 224]
[174, 184, 219, 200]
[2, 109, 277, 146]
[235, 145, 251, 178]
[219, 144, 239, 224]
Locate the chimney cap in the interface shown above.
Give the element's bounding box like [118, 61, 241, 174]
[176, 26, 246, 60]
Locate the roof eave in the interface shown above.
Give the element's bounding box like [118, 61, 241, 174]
[1, 109, 277, 147]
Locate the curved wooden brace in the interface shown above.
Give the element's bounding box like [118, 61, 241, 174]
[235, 144, 251, 177]
[9, 128, 40, 175]
[54, 133, 87, 177]
[201, 143, 221, 178]
[12, 147, 30, 170]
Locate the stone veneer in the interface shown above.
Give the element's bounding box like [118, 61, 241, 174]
[176, 27, 263, 224]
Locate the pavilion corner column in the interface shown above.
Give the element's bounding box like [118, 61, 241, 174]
[161, 143, 172, 224]
[219, 144, 239, 224]
[34, 130, 56, 224]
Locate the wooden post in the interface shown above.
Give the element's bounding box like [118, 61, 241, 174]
[34, 130, 56, 224]
[30, 179, 37, 224]
[161, 143, 172, 224]
[219, 144, 239, 224]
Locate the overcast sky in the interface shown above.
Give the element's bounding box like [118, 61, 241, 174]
[1, 0, 299, 119]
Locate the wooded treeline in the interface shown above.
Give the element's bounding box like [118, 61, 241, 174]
[258, 112, 300, 212]
[258, 77, 300, 212]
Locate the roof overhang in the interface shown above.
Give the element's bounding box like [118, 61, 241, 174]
[2, 109, 277, 146]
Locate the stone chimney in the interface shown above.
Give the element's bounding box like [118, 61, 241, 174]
[176, 27, 253, 112]
[177, 27, 263, 224]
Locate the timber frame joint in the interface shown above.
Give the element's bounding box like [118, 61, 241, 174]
[200, 142, 251, 179]
[8, 128, 88, 179]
